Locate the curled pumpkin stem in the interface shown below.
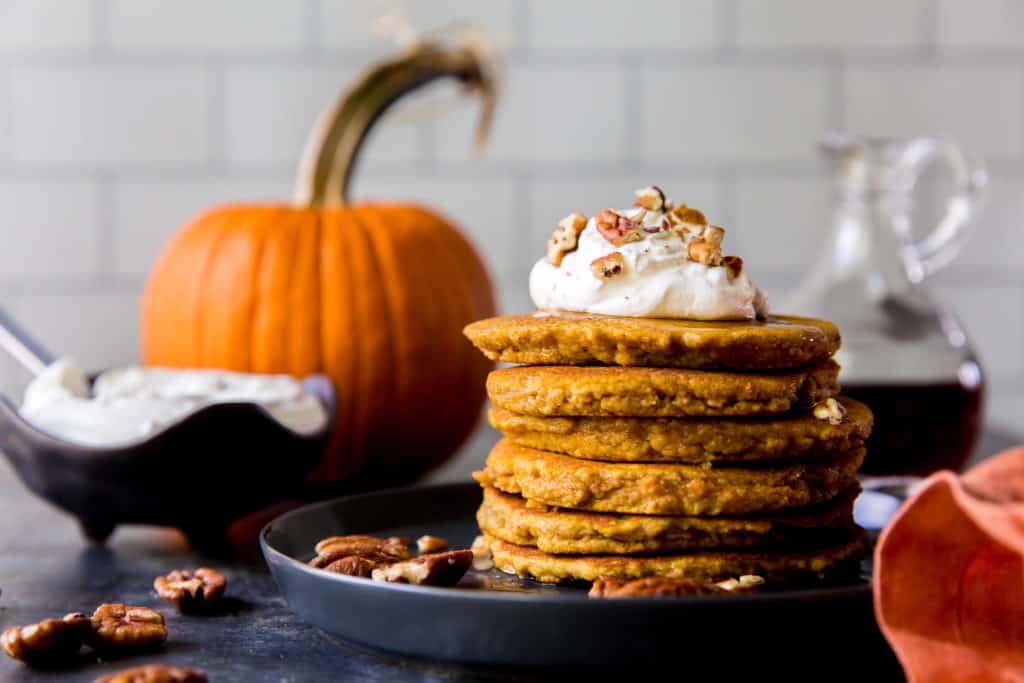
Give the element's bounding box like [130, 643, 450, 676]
[294, 41, 498, 208]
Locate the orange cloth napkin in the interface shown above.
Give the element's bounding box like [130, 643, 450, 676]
[874, 447, 1024, 682]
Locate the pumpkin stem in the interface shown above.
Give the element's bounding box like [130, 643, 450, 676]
[293, 40, 497, 208]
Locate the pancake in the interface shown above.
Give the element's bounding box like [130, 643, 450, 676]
[474, 440, 863, 516]
[463, 311, 840, 370]
[484, 529, 868, 584]
[486, 360, 840, 418]
[488, 397, 871, 463]
[477, 486, 860, 554]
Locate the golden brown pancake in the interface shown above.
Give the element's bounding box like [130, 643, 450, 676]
[474, 440, 863, 516]
[486, 360, 840, 418]
[484, 529, 868, 584]
[477, 486, 859, 554]
[463, 311, 840, 370]
[488, 397, 871, 463]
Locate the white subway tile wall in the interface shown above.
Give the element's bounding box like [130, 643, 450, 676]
[0, 0, 1021, 481]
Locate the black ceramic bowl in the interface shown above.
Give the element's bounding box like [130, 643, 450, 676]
[0, 375, 335, 546]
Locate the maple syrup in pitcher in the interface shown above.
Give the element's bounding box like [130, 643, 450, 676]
[786, 133, 988, 477]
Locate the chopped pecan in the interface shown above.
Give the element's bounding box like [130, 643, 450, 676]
[470, 535, 494, 571]
[311, 535, 410, 568]
[154, 568, 226, 613]
[703, 225, 725, 247]
[88, 604, 166, 652]
[590, 252, 626, 280]
[714, 574, 765, 591]
[416, 535, 449, 554]
[95, 664, 208, 683]
[1, 612, 90, 666]
[722, 255, 743, 279]
[546, 212, 588, 266]
[667, 204, 707, 231]
[634, 185, 667, 211]
[813, 398, 847, 425]
[688, 238, 722, 266]
[595, 209, 643, 246]
[371, 550, 473, 587]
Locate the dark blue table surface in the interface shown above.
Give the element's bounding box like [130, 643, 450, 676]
[0, 430, 1017, 682]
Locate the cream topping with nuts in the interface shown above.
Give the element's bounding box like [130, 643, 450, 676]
[530, 186, 768, 320]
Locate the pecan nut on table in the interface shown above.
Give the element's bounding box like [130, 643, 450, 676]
[154, 568, 227, 613]
[94, 663, 208, 683]
[1, 612, 91, 666]
[88, 604, 167, 653]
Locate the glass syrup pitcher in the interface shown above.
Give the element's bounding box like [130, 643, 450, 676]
[785, 133, 988, 477]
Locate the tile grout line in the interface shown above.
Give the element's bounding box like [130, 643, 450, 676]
[829, 53, 846, 132]
[621, 57, 641, 169]
[91, 0, 110, 56]
[304, 0, 324, 57]
[919, 0, 939, 58]
[205, 56, 227, 173]
[0, 63, 10, 165]
[719, 0, 738, 58]
[94, 173, 116, 285]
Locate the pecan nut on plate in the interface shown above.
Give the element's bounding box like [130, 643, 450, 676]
[1, 612, 90, 666]
[415, 535, 449, 554]
[95, 664, 207, 683]
[154, 568, 226, 613]
[371, 550, 474, 586]
[87, 604, 167, 653]
[308, 535, 411, 577]
[589, 575, 764, 599]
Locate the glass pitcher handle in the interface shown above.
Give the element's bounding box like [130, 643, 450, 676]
[895, 138, 987, 279]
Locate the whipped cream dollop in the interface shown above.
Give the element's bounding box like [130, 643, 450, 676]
[529, 190, 768, 320]
[20, 358, 329, 446]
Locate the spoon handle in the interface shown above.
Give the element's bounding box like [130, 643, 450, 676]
[0, 305, 55, 376]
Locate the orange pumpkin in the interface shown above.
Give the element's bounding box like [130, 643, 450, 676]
[141, 43, 497, 484]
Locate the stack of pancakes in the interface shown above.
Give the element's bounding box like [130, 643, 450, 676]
[464, 312, 872, 585]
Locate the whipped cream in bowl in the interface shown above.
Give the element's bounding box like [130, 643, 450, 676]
[529, 186, 768, 321]
[19, 357, 331, 447]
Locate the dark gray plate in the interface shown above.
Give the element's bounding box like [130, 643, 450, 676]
[261, 482, 903, 678]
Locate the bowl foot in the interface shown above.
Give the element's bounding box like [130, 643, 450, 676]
[79, 518, 116, 543]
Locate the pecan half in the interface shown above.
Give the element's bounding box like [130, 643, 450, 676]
[416, 535, 449, 554]
[634, 185, 667, 211]
[88, 604, 166, 652]
[154, 568, 226, 613]
[309, 534, 411, 577]
[589, 574, 763, 598]
[371, 550, 473, 587]
[590, 252, 626, 280]
[311, 535, 410, 568]
[95, 664, 208, 683]
[589, 576, 730, 598]
[688, 238, 722, 266]
[322, 556, 378, 578]
[595, 209, 643, 246]
[546, 212, 589, 266]
[1, 612, 90, 666]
